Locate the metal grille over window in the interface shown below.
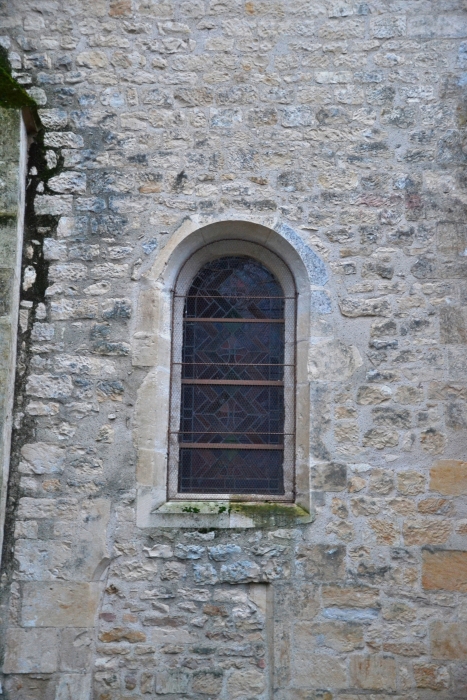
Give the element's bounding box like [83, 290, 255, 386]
[172, 256, 291, 496]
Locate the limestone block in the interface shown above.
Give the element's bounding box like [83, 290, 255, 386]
[413, 663, 449, 690]
[430, 460, 467, 495]
[312, 461, 347, 491]
[362, 428, 398, 449]
[208, 544, 241, 561]
[227, 668, 264, 697]
[38, 108, 68, 129]
[369, 519, 398, 545]
[3, 628, 59, 673]
[17, 497, 77, 520]
[357, 385, 392, 405]
[340, 298, 391, 317]
[31, 322, 55, 341]
[99, 627, 147, 643]
[403, 518, 451, 546]
[48, 171, 87, 195]
[44, 132, 84, 149]
[220, 560, 261, 583]
[308, 338, 362, 381]
[59, 629, 94, 671]
[51, 298, 99, 320]
[55, 674, 92, 700]
[322, 585, 380, 609]
[20, 442, 65, 474]
[293, 653, 347, 689]
[295, 620, 364, 653]
[49, 263, 87, 282]
[21, 582, 102, 627]
[422, 550, 467, 591]
[299, 544, 346, 581]
[397, 471, 426, 496]
[370, 14, 406, 38]
[26, 373, 73, 399]
[430, 622, 467, 659]
[144, 544, 173, 558]
[369, 469, 394, 496]
[193, 670, 223, 695]
[14, 539, 72, 580]
[349, 655, 397, 690]
[156, 669, 190, 694]
[35, 195, 73, 216]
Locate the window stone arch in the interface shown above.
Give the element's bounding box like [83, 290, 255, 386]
[133, 218, 329, 528]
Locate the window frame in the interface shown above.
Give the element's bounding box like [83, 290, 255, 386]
[167, 240, 297, 503]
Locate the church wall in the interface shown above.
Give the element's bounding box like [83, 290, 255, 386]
[1, 1, 467, 698]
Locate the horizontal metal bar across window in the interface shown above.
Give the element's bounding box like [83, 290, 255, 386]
[184, 317, 284, 323]
[181, 379, 283, 386]
[179, 443, 284, 450]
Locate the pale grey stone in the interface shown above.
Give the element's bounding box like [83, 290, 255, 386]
[20, 442, 65, 474]
[193, 563, 218, 584]
[208, 544, 242, 561]
[276, 223, 328, 285]
[220, 560, 261, 583]
[3, 629, 59, 673]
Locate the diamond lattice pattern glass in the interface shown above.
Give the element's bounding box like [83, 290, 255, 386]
[177, 256, 286, 494]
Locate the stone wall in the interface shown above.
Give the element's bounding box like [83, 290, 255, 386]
[0, 0, 467, 698]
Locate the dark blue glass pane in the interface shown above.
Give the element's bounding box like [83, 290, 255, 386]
[178, 256, 286, 496]
[185, 256, 285, 319]
[179, 448, 284, 495]
[180, 385, 284, 439]
[182, 321, 284, 380]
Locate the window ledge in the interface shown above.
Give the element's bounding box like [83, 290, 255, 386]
[138, 497, 314, 529]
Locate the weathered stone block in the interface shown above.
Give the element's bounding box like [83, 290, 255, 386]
[20, 442, 65, 475]
[26, 373, 73, 399]
[227, 668, 264, 697]
[403, 518, 451, 546]
[397, 471, 426, 496]
[422, 550, 467, 591]
[308, 339, 362, 381]
[312, 462, 347, 491]
[3, 628, 59, 673]
[55, 674, 92, 700]
[321, 585, 379, 609]
[340, 298, 391, 317]
[299, 544, 346, 582]
[21, 582, 102, 627]
[413, 663, 449, 690]
[349, 655, 397, 691]
[156, 669, 190, 694]
[192, 669, 224, 697]
[295, 620, 364, 653]
[357, 385, 392, 405]
[362, 428, 398, 449]
[430, 460, 467, 495]
[293, 654, 347, 689]
[431, 622, 467, 659]
[59, 629, 94, 671]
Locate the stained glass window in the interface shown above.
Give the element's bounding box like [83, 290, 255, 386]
[175, 256, 287, 495]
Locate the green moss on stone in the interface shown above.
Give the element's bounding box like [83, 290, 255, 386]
[230, 501, 313, 527]
[0, 48, 36, 110]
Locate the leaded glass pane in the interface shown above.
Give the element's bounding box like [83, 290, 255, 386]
[177, 256, 286, 495]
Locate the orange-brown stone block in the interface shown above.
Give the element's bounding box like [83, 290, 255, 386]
[349, 655, 397, 691]
[422, 550, 467, 591]
[430, 622, 467, 659]
[430, 460, 467, 495]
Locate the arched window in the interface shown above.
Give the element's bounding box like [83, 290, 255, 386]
[168, 251, 296, 501]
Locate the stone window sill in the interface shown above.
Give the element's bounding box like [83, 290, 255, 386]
[140, 499, 314, 529]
